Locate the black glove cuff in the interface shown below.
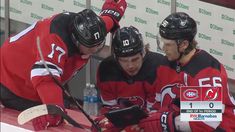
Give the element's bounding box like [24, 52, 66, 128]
[100, 9, 122, 22]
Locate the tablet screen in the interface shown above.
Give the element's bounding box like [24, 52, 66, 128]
[104, 105, 148, 128]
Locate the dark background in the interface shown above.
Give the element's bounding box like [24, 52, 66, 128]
[200, 0, 235, 9]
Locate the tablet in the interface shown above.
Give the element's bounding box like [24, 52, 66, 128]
[104, 105, 148, 128]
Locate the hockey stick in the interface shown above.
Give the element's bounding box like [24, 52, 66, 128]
[34, 36, 101, 131]
[17, 104, 84, 129]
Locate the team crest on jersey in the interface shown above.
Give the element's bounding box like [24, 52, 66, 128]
[117, 96, 145, 108]
[160, 83, 184, 106]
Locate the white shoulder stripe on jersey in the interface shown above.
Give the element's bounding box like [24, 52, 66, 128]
[10, 22, 37, 43]
[100, 96, 117, 106]
[31, 68, 60, 79]
[35, 60, 63, 74]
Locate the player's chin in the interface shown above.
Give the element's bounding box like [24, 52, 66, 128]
[166, 55, 176, 61]
[81, 54, 91, 59]
[127, 71, 138, 76]
[166, 56, 173, 61]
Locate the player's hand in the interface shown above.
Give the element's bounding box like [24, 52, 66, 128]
[92, 115, 121, 132]
[100, 0, 127, 32]
[32, 106, 65, 131]
[122, 125, 142, 132]
[138, 111, 176, 132]
[158, 98, 180, 113]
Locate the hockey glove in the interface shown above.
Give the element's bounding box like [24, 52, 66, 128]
[32, 105, 65, 131]
[138, 111, 176, 132]
[100, 0, 127, 32]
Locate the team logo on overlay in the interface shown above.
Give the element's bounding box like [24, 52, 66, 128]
[205, 88, 219, 100]
[183, 89, 199, 100]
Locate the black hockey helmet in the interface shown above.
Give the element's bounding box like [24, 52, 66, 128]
[71, 9, 107, 48]
[159, 12, 197, 42]
[112, 26, 144, 57]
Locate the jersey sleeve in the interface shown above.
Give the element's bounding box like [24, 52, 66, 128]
[143, 81, 159, 111]
[151, 68, 165, 111]
[31, 34, 68, 106]
[189, 64, 235, 131]
[96, 67, 119, 114]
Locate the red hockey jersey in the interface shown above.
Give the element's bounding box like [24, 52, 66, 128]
[1, 13, 90, 106]
[155, 49, 235, 131]
[97, 52, 168, 114]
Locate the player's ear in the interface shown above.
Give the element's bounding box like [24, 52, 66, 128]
[179, 40, 189, 52]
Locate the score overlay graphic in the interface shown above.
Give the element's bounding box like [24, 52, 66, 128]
[180, 86, 222, 121]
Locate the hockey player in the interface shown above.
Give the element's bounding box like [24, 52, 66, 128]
[94, 26, 168, 131]
[97, 26, 167, 114]
[0, 0, 127, 130]
[96, 12, 235, 132]
[138, 12, 235, 132]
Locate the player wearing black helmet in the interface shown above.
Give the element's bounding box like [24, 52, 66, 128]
[0, 0, 127, 131]
[71, 9, 107, 48]
[112, 26, 144, 57]
[137, 12, 235, 132]
[95, 26, 168, 131]
[158, 12, 197, 61]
